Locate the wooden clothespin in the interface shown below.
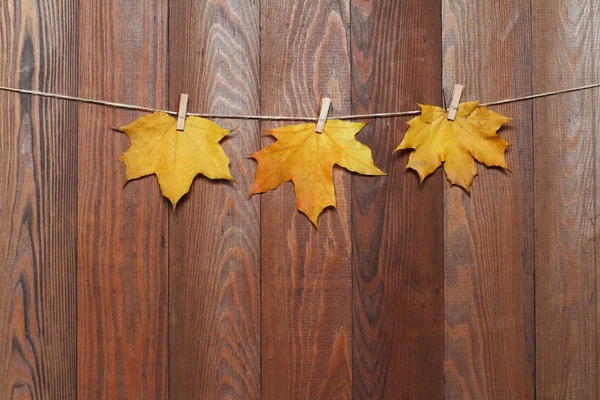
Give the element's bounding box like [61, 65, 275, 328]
[447, 84, 463, 121]
[315, 97, 332, 133]
[176, 94, 189, 131]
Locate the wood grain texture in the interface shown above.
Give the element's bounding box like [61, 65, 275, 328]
[260, 0, 353, 398]
[350, 1, 444, 398]
[0, 0, 77, 398]
[168, 0, 261, 398]
[76, 1, 169, 398]
[1, 1, 600, 398]
[442, 0, 535, 398]
[533, 1, 600, 398]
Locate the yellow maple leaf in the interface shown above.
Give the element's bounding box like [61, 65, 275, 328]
[250, 119, 386, 226]
[118, 111, 232, 206]
[395, 101, 510, 192]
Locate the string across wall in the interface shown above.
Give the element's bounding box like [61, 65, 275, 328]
[1, 82, 599, 122]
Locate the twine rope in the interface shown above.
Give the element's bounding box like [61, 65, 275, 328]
[1, 82, 599, 122]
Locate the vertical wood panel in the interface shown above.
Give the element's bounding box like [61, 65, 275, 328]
[350, 1, 444, 398]
[260, 0, 353, 398]
[442, 0, 535, 398]
[0, 1, 77, 398]
[534, 1, 599, 398]
[77, 1, 168, 398]
[168, 0, 261, 398]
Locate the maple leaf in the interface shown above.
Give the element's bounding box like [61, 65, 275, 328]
[118, 111, 232, 206]
[250, 119, 386, 226]
[395, 101, 510, 192]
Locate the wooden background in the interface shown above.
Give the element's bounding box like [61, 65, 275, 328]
[0, 0, 598, 398]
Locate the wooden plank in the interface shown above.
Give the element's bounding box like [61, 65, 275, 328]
[260, 1, 353, 398]
[76, 2, 169, 398]
[533, 1, 599, 398]
[0, 1, 77, 398]
[442, 1, 535, 398]
[167, 1, 261, 398]
[350, 1, 444, 398]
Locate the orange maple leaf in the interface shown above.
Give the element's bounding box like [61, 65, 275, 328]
[250, 120, 386, 226]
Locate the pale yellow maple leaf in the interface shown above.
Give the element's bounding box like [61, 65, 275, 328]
[395, 101, 511, 191]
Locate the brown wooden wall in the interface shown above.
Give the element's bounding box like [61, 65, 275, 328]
[0, 0, 598, 399]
